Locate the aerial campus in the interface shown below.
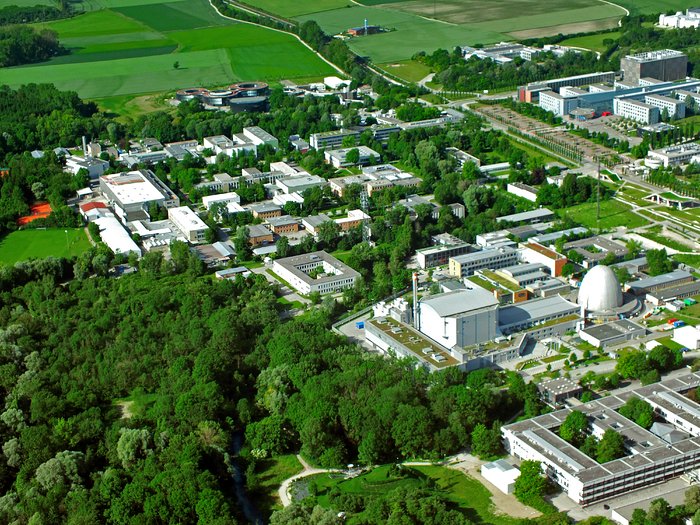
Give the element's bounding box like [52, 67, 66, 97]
[12, 0, 700, 524]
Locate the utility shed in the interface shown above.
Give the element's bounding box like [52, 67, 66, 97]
[481, 459, 520, 494]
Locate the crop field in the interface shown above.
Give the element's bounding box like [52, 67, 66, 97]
[4, 0, 334, 106]
[0, 229, 91, 265]
[241, 0, 352, 18]
[294, 0, 628, 63]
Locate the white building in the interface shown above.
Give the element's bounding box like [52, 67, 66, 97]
[99, 170, 179, 223]
[673, 324, 700, 350]
[507, 182, 539, 203]
[538, 90, 580, 116]
[168, 206, 209, 243]
[659, 9, 700, 29]
[276, 175, 327, 194]
[64, 155, 110, 178]
[242, 126, 279, 150]
[481, 460, 520, 495]
[613, 98, 659, 124]
[202, 192, 241, 210]
[645, 93, 686, 119]
[646, 142, 700, 167]
[417, 286, 499, 348]
[94, 216, 141, 257]
[272, 251, 360, 295]
[324, 146, 382, 168]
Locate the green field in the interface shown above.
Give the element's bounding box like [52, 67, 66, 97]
[308, 465, 521, 525]
[4, 0, 334, 104]
[557, 199, 649, 230]
[378, 59, 431, 82]
[560, 31, 621, 52]
[0, 229, 91, 265]
[612, 0, 700, 16]
[241, 0, 352, 17]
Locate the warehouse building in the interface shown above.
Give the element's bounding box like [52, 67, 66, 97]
[99, 170, 179, 223]
[272, 251, 360, 295]
[578, 319, 646, 348]
[502, 373, 700, 506]
[626, 269, 694, 295]
[498, 295, 579, 336]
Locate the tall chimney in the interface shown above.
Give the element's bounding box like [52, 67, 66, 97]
[413, 272, 420, 330]
[82, 136, 88, 157]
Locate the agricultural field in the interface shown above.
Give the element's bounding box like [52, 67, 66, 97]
[3, 0, 334, 107]
[294, 0, 628, 63]
[612, 0, 700, 16]
[241, 0, 352, 18]
[560, 31, 622, 52]
[0, 229, 91, 265]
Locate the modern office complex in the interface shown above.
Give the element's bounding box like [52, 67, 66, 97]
[175, 82, 270, 112]
[168, 206, 209, 243]
[503, 373, 700, 506]
[659, 8, 700, 28]
[449, 246, 519, 277]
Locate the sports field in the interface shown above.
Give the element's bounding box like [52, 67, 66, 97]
[3, 0, 334, 103]
[0, 229, 91, 265]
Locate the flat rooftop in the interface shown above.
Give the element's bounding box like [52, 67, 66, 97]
[625, 49, 686, 62]
[100, 171, 171, 206]
[580, 319, 645, 342]
[497, 208, 554, 224]
[273, 250, 360, 286]
[421, 286, 499, 317]
[627, 269, 692, 291]
[499, 295, 579, 330]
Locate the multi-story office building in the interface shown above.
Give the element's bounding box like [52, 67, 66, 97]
[613, 98, 660, 124]
[645, 94, 686, 119]
[168, 206, 209, 243]
[621, 50, 688, 85]
[449, 247, 519, 277]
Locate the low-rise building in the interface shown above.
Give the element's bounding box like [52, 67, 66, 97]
[335, 209, 369, 231]
[246, 224, 274, 247]
[324, 146, 381, 167]
[310, 129, 360, 149]
[520, 242, 568, 277]
[507, 182, 539, 203]
[449, 247, 519, 277]
[646, 143, 700, 168]
[498, 295, 579, 336]
[99, 170, 179, 223]
[250, 203, 282, 219]
[93, 216, 141, 257]
[168, 206, 209, 243]
[578, 319, 646, 348]
[537, 377, 583, 406]
[202, 192, 241, 210]
[64, 155, 110, 178]
[267, 215, 300, 234]
[416, 242, 474, 269]
[302, 214, 333, 236]
[276, 175, 327, 194]
[481, 460, 520, 495]
[272, 251, 360, 295]
[496, 208, 554, 225]
[673, 324, 700, 350]
[626, 269, 694, 295]
[563, 236, 628, 268]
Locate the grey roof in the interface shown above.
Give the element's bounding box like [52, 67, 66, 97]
[421, 287, 498, 317]
[496, 208, 554, 224]
[627, 269, 692, 291]
[498, 295, 579, 328]
[273, 250, 360, 285]
[247, 224, 272, 237]
[267, 215, 299, 227]
[303, 214, 332, 228]
[483, 459, 518, 473]
[451, 246, 517, 264]
[580, 319, 645, 342]
[648, 281, 700, 301]
[251, 203, 281, 213]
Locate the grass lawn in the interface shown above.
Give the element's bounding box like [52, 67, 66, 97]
[657, 336, 686, 351]
[542, 354, 566, 364]
[560, 31, 621, 51]
[639, 227, 694, 251]
[252, 455, 303, 518]
[612, 0, 700, 16]
[0, 229, 91, 265]
[309, 465, 522, 525]
[556, 199, 649, 230]
[378, 59, 432, 83]
[674, 254, 700, 269]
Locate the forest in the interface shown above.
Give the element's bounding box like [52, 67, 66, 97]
[0, 26, 61, 67]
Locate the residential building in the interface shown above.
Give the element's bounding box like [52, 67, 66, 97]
[449, 247, 519, 277]
[272, 251, 360, 295]
[99, 170, 179, 223]
[168, 206, 209, 243]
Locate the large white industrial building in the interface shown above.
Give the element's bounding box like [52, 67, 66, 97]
[99, 170, 180, 223]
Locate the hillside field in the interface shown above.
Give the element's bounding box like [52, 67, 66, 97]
[0, 229, 91, 265]
[3, 0, 334, 103]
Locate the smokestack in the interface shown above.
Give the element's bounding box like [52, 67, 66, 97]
[82, 136, 88, 157]
[364, 18, 368, 35]
[413, 272, 420, 330]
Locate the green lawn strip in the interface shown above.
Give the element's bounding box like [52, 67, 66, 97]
[251, 455, 303, 518]
[330, 249, 352, 264]
[559, 31, 621, 52]
[611, 0, 700, 17]
[378, 59, 432, 83]
[542, 354, 566, 363]
[638, 230, 694, 251]
[675, 254, 700, 269]
[657, 336, 687, 351]
[114, 1, 228, 32]
[34, 9, 153, 38]
[38, 45, 178, 66]
[556, 200, 649, 230]
[0, 229, 90, 265]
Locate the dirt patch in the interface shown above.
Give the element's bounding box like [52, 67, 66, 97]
[508, 17, 619, 39]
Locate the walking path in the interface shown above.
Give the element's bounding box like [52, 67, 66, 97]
[278, 455, 340, 507]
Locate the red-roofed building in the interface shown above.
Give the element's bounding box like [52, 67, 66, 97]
[79, 201, 109, 221]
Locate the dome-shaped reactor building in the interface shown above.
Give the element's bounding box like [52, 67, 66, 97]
[578, 265, 623, 314]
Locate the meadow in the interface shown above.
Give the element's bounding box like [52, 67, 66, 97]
[3, 0, 334, 106]
[556, 200, 649, 230]
[0, 229, 91, 265]
[241, 0, 352, 18]
[560, 31, 622, 52]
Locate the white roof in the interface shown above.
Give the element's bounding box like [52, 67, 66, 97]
[101, 172, 166, 206]
[169, 206, 208, 231]
[202, 192, 240, 207]
[94, 216, 141, 256]
[421, 286, 498, 318]
[578, 265, 622, 312]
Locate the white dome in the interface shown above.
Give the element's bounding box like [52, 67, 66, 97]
[578, 265, 622, 313]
